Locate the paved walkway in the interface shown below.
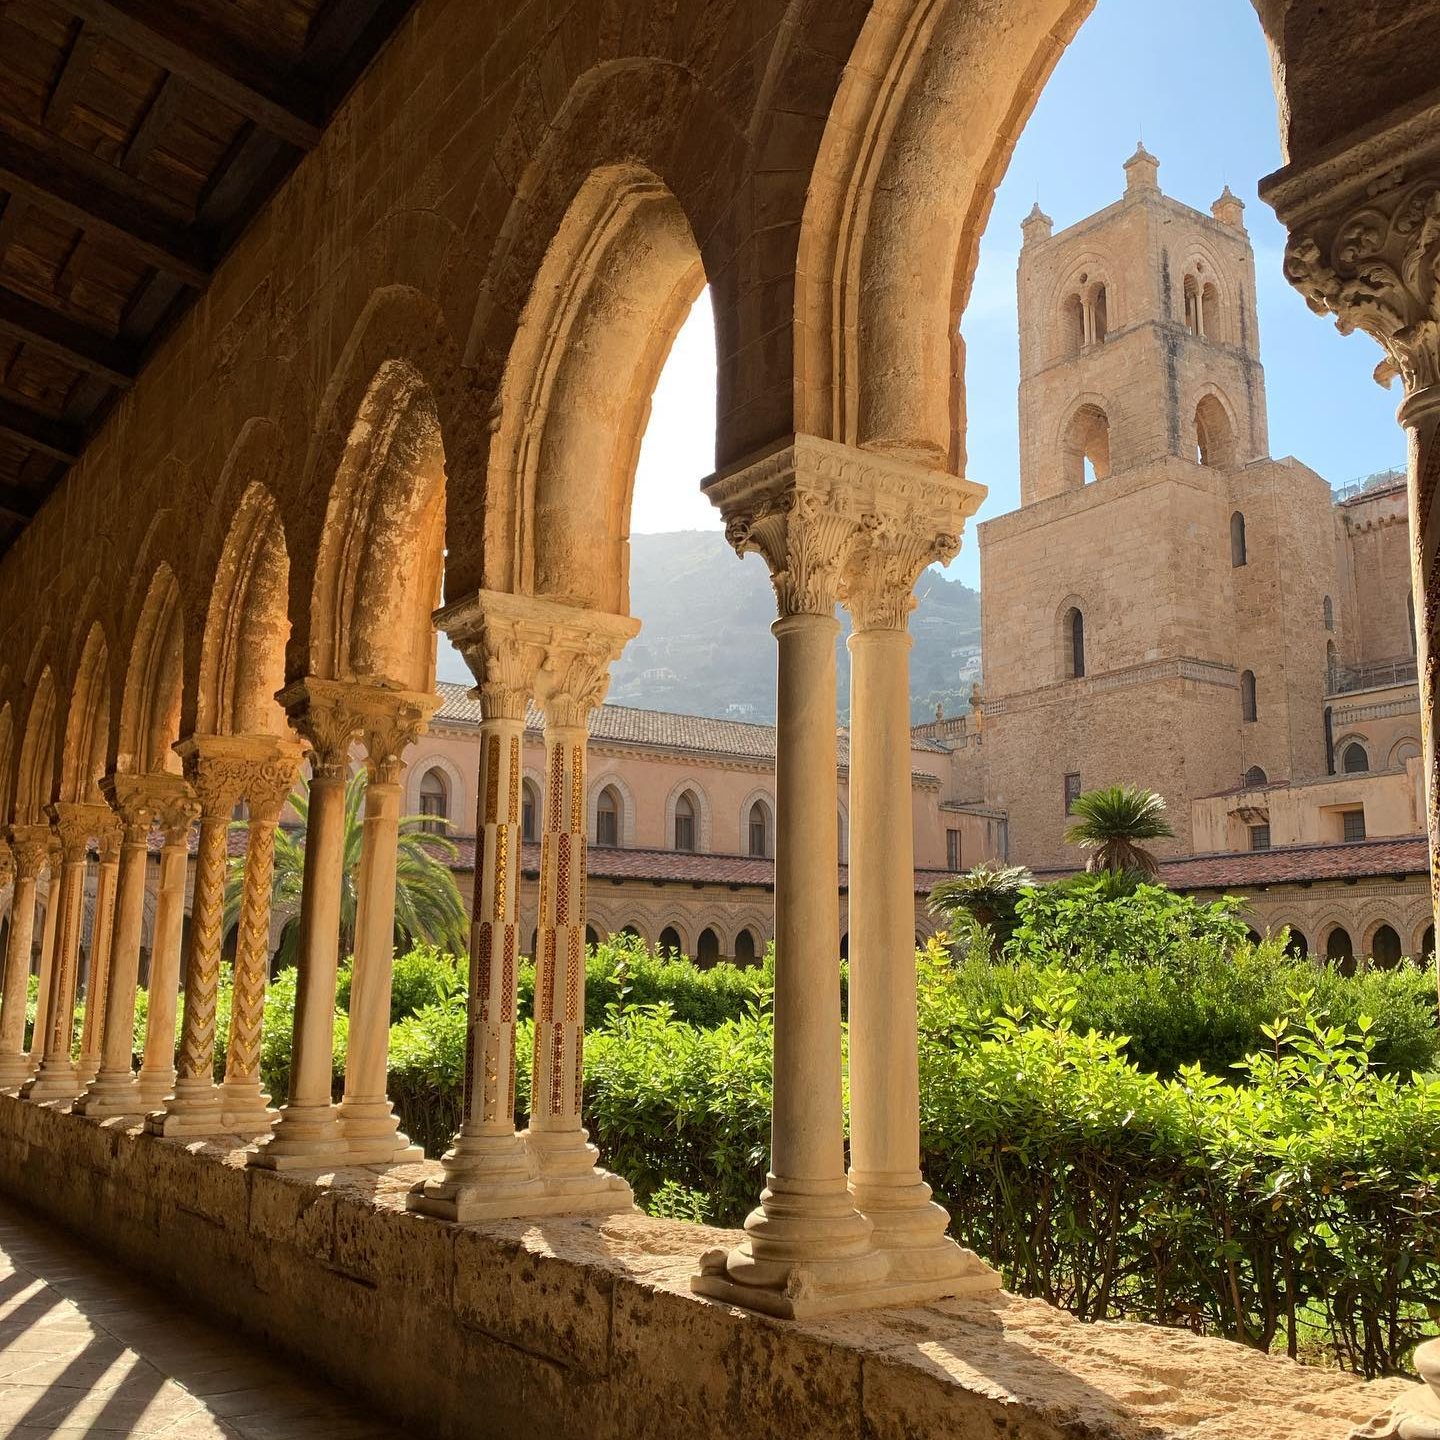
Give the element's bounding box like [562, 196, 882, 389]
[0, 1198, 411, 1438]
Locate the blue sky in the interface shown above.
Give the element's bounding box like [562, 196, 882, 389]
[625, 0, 1406, 590]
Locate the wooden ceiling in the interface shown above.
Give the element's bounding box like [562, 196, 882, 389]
[0, 0, 417, 557]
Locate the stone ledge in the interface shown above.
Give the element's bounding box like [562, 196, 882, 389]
[0, 1096, 1407, 1440]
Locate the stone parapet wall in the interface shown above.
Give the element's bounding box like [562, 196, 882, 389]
[0, 1097, 1405, 1440]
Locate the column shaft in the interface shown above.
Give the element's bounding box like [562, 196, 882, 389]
[219, 815, 279, 1132]
[76, 840, 120, 1084]
[135, 836, 189, 1106]
[30, 863, 59, 1062]
[0, 841, 44, 1088]
[25, 839, 88, 1102]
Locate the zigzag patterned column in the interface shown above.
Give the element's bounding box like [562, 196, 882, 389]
[0, 830, 47, 1089]
[29, 842, 59, 1069]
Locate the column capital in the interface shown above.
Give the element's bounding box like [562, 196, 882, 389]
[6, 827, 51, 881]
[358, 691, 438, 787]
[703, 435, 984, 620]
[276, 678, 365, 780]
[438, 591, 638, 729]
[177, 733, 304, 819]
[48, 801, 109, 861]
[94, 812, 123, 864]
[101, 774, 176, 843]
[1262, 108, 1440, 397]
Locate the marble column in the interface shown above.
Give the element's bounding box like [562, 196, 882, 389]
[842, 500, 995, 1300]
[75, 816, 122, 1085]
[410, 594, 544, 1221]
[251, 679, 359, 1170]
[693, 440, 885, 1317]
[25, 804, 101, 1103]
[75, 784, 159, 1117]
[0, 830, 48, 1089]
[217, 743, 302, 1138]
[29, 840, 60, 1067]
[135, 793, 201, 1108]
[337, 697, 433, 1164]
[146, 744, 243, 1135]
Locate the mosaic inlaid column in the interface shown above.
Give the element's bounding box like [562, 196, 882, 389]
[75, 783, 159, 1117]
[692, 438, 886, 1317]
[29, 837, 60, 1067]
[841, 479, 996, 1300]
[136, 791, 201, 1109]
[526, 616, 638, 1211]
[25, 804, 101, 1103]
[147, 743, 243, 1136]
[0, 829, 47, 1089]
[338, 695, 434, 1164]
[75, 815, 122, 1086]
[252, 679, 360, 1169]
[218, 743, 302, 1138]
[410, 594, 543, 1221]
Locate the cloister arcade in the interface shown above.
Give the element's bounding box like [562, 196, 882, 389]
[0, 0, 1437, 1432]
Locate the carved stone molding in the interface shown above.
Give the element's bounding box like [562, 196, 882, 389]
[179, 734, 305, 819]
[7, 826, 51, 882]
[94, 813, 123, 865]
[436, 591, 639, 730]
[278, 678, 434, 782]
[702, 435, 985, 620]
[0, 843, 11, 891]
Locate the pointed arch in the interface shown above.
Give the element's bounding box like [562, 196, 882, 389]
[0, 702, 13, 828]
[14, 666, 58, 826]
[61, 625, 112, 804]
[117, 567, 185, 776]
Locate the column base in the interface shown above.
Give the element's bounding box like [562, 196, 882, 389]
[135, 1067, 176, 1111]
[145, 1079, 225, 1137]
[72, 1072, 145, 1119]
[75, 1057, 102, 1088]
[216, 1078, 277, 1141]
[247, 1101, 347, 1171]
[1358, 1338, 1440, 1440]
[850, 1172, 1002, 1290]
[336, 1096, 423, 1166]
[0, 1054, 37, 1092]
[21, 1060, 80, 1104]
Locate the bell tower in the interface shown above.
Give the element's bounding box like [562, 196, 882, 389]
[1015, 144, 1268, 506]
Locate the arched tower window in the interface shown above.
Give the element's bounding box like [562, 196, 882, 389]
[1201, 281, 1220, 339]
[1229, 511, 1247, 566]
[596, 785, 621, 848]
[419, 767, 449, 833]
[1065, 607, 1086, 680]
[1183, 274, 1200, 333]
[1323, 595, 1334, 631]
[1244, 765, 1267, 787]
[1062, 404, 1110, 488]
[1240, 670, 1257, 723]
[1091, 284, 1108, 344]
[521, 778, 539, 843]
[1062, 293, 1085, 356]
[1198, 397, 1236, 468]
[1341, 741, 1368, 773]
[747, 799, 771, 858]
[674, 791, 697, 852]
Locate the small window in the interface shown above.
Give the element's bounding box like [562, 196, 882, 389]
[1249, 824, 1270, 852]
[1229, 511, 1246, 566]
[1064, 772, 1082, 814]
[419, 767, 448, 833]
[1341, 742, 1368, 774]
[596, 785, 620, 847]
[1066, 607, 1086, 679]
[1371, 924, 1402, 969]
[747, 800, 770, 858]
[674, 792, 696, 852]
[1243, 765, 1267, 787]
[1240, 670, 1257, 723]
[1342, 809, 1366, 843]
[521, 779, 539, 842]
[946, 828, 962, 871]
[1323, 596, 1334, 632]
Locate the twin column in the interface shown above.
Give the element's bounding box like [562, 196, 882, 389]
[692, 435, 996, 1318]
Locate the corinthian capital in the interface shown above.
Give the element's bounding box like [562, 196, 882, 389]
[704, 435, 985, 622]
[0, 842, 11, 891]
[360, 693, 438, 787]
[7, 826, 51, 881]
[49, 801, 108, 861]
[277, 678, 363, 779]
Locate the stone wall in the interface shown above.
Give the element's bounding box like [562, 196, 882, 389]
[0, 1098, 1406, 1440]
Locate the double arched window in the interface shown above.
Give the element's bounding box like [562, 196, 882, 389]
[419, 766, 448, 833]
[1061, 277, 1110, 355]
[1183, 271, 1221, 339]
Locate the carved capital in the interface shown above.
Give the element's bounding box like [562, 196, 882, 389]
[49, 801, 107, 861]
[704, 435, 984, 621]
[362, 698, 436, 788]
[6, 827, 50, 882]
[277, 678, 364, 779]
[177, 734, 304, 821]
[94, 812, 123, 865]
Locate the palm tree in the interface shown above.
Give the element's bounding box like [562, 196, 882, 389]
[927, 862, 1034, 947]
[1064, 783, 1174, 878]
[224, 770, 470, 969]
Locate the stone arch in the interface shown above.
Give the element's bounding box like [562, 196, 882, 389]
[665, 779, 711, 854]
[1198, 393, 1239, 469]
[61, 624, 112, 805]
[1365, 919, 1405, 968]
[588, 771, 637, 848]
[115, 567, 185, 777]
[405, 752, 468, 829]
[480, 163, 705, 615]
[1055, 594, 1089, 680]
[1336, 736, 1369, 773]
[194, 474, 292, 741]
[657, 921, 689, 957]
[794, 0, 1095, 469]
[13, 665, 59, 825]
[1389, 736, 1421, 768]
[1059, 400, 1111, 487]
[0, 702, 13, 830]
[740, 787, 776, 859]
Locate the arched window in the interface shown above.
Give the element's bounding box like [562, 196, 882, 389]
[1371, 924, 1402, 969]
[419, 767, 448, 833]
[584, 924, 600, 948]
[596, 785, 621, 848]
[1326, 926, 1355, 974]
[747, 799, 771, 858]
[1229, 510, 1246, 565]
[673, 792, 697, 852]
[1183, 274, 1200, 333]
[1425, 924, 1435, 960]
[734, 929, 757, 968]
[1341, 741, 1368, 773]
[1065, 607, 1086, 680]
[1392, 738, 1421, 767]
[1240, 670, 1257, 723]
[521, 778, 539, 843]
[1062, 404, 1110, 488]
[697, 928, 720, 969]
[1243, 765, 1267, 787]
[1091, 284, 1108, 343]
[1198, 398, 1236, 468]
[1284, 928, 1308, 959]
[658, 925, 682, 957]
[1201, 281, 1220, 339]
[1062, 293, 1085, 355]
[1323, 595, 1334, 631]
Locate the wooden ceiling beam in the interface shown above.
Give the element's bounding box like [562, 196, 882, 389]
[55, 0, 324, 151]
[43, 22, 103, 131]
[0, 400, 81, 466]
[0, 286, 137, 389]
[0, 128, 210, 288]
